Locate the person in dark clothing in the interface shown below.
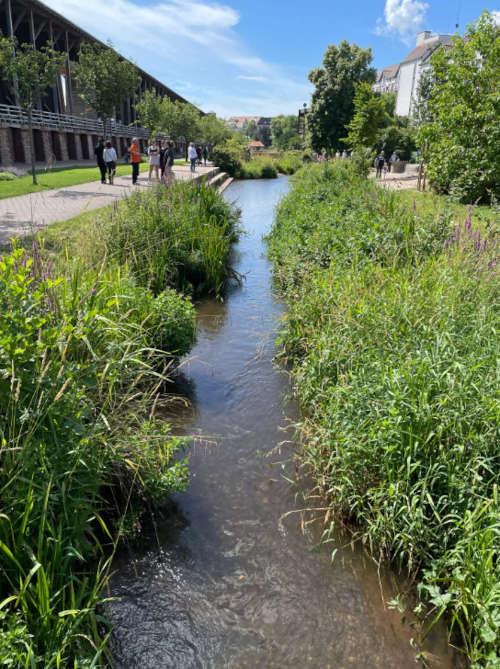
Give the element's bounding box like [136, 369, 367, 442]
[202, 145, 208, 166]
[160, 140, 175, 186]
[375, 150, 386, 179]
[94, 139, 106, 184]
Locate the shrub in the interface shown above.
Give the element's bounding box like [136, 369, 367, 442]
[211, 145, 244, 177]
[418, 13, 500, 203]
[0, 171, 16, 181]
[260, 163, 278, 178]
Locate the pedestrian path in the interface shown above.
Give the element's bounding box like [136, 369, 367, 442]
[0, 164, 217, 244]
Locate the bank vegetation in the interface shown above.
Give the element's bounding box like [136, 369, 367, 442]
[268, 163, 499, 667]
[0, 181, 239, 666]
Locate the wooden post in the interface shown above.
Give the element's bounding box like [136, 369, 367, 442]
[65, 31, 73, 115]
[49, 22, 60, 114]
[29, 9, 43, 110]
[6, 0, 20, 106]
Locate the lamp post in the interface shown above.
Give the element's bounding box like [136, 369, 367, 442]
[298, 102, 308, 136]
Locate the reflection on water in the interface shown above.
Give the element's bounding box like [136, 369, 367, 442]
[110, 178, 461, 668]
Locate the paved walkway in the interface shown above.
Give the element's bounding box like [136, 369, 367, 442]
[0, 164, 217, 244]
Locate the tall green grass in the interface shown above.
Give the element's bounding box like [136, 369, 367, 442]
[0, 175, 240, 666]
[0, 245, 194, 665]
[268, 163, 499, 667]
[105, 181, 239, 297]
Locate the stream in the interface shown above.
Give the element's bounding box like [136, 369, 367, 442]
[110, 177, 460, 668]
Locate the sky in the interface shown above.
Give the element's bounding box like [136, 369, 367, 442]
[40, 0, 499, 117]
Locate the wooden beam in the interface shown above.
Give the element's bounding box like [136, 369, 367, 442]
[13, 8, 26, 33]
[49, 21, 60, 114]
[65, 31, 74, 114]
[6, 0, 20, 106]
[35, 20, 47, 41]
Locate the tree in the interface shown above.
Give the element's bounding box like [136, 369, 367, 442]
[161, 99, 200, 157]
[256, 124, 271, 147]
[198, 113, 230, 146]
[412, 68, 434, 129]
[418, 12, 500, 202]
[0, 35, 65, 184]
[307, 40, 376, 152]
[344, 83, 391, 151]
[134, 89, 164, 139]
[271, 115, 302, 150]
[74, 42, 141, 139]
[245, 120, 258, 140]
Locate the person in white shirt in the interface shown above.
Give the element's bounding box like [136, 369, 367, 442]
[148, 141, 160, 180]
[188, 142, 197, 173]
[389, 151, 399, 173]
[103, 141, 117, 184]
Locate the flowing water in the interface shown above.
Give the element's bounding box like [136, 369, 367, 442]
[110, 177, 461, 669]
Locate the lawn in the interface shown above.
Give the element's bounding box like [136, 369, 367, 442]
[0, 163, 148, 200]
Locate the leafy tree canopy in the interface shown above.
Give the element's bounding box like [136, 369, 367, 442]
[134, 88, 164, 138]
[0, 34, 65, 183]
[418, 11, 500, 202]
[271, 115, 302, 150]
[344, 83, 391, 151]
[198, 113, 230, 146]
[74, 42, 141, 135]
[307, 40, 376, 152]
[0, 34, 64, 110]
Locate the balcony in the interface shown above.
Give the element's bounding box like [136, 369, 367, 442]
[0, 104, 149, 138]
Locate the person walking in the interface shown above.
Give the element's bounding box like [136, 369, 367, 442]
[388, 151, 398, 173]
[164, 142, 175, 186]
[103, 141, 117, 184]
[202, 145, 208, 166]
[94, 138, 106, 184]
[375, 150, 386, 178]
[148, 140, 160, 180]
[188, 142, 197, 173]
[129, 137, 141, 185]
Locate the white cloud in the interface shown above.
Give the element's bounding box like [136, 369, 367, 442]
[375, 0, 429, 44]
[236, 75, 266, 82]
[492, 10, 500, 25]
[39, 0, 310, 116]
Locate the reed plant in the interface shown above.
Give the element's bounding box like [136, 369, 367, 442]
[268, 163, 499, 666]
[104, 181, 239, 297]
[0, 244, 194, 665]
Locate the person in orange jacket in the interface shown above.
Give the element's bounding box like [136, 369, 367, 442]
[129, 138, 141, 184]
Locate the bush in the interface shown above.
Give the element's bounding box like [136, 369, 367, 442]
[268, 163, 500, 666]
[0, 171, 16, 181]
[418, 13, 500, 203]
[211, 145, 244, 177]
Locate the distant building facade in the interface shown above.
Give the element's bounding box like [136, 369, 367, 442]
[226, 116, 271, 130]
[0, 0, 199, 166]
[375, 31, 452, 117]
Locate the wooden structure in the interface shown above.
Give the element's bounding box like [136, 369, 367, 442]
[0, 0, 199, 166]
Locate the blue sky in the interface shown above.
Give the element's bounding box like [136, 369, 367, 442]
[41, 0, 499, 117]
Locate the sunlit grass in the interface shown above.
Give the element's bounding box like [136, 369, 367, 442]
[0, 163, 148, 200]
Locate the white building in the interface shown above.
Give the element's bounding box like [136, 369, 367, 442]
[375, 31, 452, 117]
[373, 64, 400, 95]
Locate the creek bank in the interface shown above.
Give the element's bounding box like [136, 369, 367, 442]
[0, 181, 239, 666]
[267, 163, 500, 667]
